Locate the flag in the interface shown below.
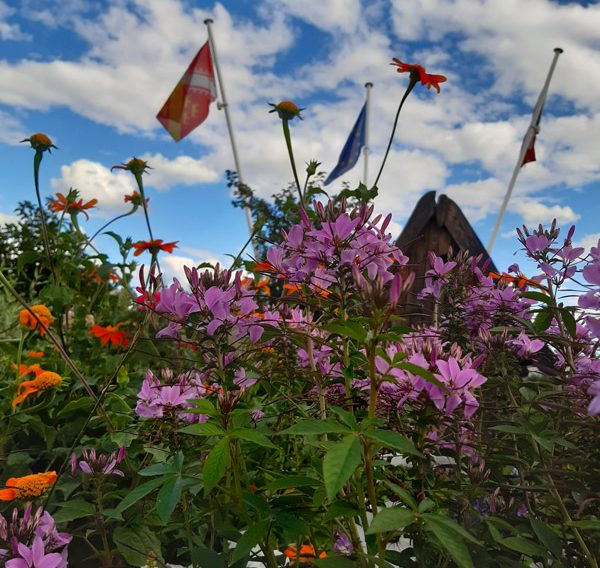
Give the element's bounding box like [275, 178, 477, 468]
[156, 41, 217, 142]
[324, 103, 366, 185]
[520, 89, 547, 167]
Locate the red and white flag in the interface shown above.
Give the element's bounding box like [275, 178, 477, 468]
[156, 41, 217, 142]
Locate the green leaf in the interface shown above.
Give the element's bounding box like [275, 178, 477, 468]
[263, 475, 321, 492]
[530, 518, 562, 559]
[364, 430, 423, 458]
[323, 435, 361, 500]
[232, 428, 276, 448]
[203, 437, 230, 494]
[500, 536, 546, 557]
[560, 308, 577, 339]
[567, 520, 600, 531]
[231, 519, 269, 563]
[115, 477, 165, 514]
[56, 397, 94, 417]
[113, 525, 164, 567]
[283, 419, 351, 435]
[103, 230, 124, 248]
[489, 424, 525, 434]
[40, 284, 74, 311]
[534, 308, 553, 333]
[17, 251, 42, 272]
[156, 475, 184, 523]
[395, 362, 446, 391]
[521, 291, 552, 305]
[383, 481, 417, 511]
[314, 556, 357, 568]
[323, 320, 368, 342]
[422, 513, 480, 545]
[330, 406, 357, 429]
[52, 499, 95, 523]
[187, 398, 219, 416]
[139, 462, 177, 476]
[367, 507, 415, 534]
[424, 515, 474, 568]
[180, 422, 225, 436]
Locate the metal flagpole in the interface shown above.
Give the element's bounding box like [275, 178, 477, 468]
[204, 18, 257, 258]
[363, 82, 373, 186]
[487, 47, 563, 254]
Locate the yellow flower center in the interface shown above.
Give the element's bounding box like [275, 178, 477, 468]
[7, 472, 57, 500]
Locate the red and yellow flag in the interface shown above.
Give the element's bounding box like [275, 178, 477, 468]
[156, 41, 217, 141]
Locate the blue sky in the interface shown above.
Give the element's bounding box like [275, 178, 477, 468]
[0, 0, 599, 282]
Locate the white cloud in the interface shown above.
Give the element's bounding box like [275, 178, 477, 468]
[575, 232, 600, 255]
[0, 110, 28, 144]
[50, 159, 136, 216]
[510, 199, 580, 227]
[139, 153, 220, 190]
[265, 0, 362, 34]
[0, 211, 18, 225]
[159, 248, 228, 285]
[0, 1, 29, 41]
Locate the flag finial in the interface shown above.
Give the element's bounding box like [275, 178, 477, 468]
[554, 47, 564, 54]
[365, 82, 373, 88]
[204, 18, 214, 24]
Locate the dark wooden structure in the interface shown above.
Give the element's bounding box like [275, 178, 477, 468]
[395, 191, 497, 322]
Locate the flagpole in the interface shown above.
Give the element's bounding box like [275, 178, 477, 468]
[363, 82, 373, 186]
[487, 47, 563, 253]
[204, 19, 257, 258]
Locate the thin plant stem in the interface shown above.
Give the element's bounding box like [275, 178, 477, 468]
[372, 75, 418, 188]
[32, 151, 57, 282]
[281, 119, 304, 207]
[87, 208, 137, 245]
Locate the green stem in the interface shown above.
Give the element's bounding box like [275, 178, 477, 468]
[281, 119, 304, 207]
[182, 492, 196, 567]
[32, 151, 57, 282]
[372, 75, 418, 188]
[86, 208, 137, 246]
[15, 329, 25, 382]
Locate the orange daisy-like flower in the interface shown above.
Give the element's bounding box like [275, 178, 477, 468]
[132, 239, 178, 257]
[12, 370, 62, 407]
[89, 323, 130, 347]
[48, 191, 98, 219]
[283, 544, 327, 563]
[489, 271, 548, 292]
[27, 351, 44, 358]
[19, 304, 55, 336]
[111, 157, 151, 176]
[124, 191, 149, 206]
[20, 133, 57, 153]
[13, 363, 43, 377]
[241, 277, 271, 296]
[0, 471, 58, 501]
[391, 58, 447, 93]
[268, 100, 304, 121]
[85, 266, 119, 284]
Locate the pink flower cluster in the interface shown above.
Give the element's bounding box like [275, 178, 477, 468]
[0, 504, 71, 568]
[263, 201, 408, 299]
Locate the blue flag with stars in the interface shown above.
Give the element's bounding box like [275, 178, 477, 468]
[324, 103, 366, 186]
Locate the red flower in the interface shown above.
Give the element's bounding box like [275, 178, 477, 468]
[391, 58, 447, 93]
[132, 239, 178, 257]
[48, 191, 98, 219]
[89, 323, 129, 347]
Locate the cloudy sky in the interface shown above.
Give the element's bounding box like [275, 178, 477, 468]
[0, 0, 599, 280]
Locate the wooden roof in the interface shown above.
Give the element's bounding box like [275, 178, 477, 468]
[396, 191, 497, 273]
[394, 191, 497, 322]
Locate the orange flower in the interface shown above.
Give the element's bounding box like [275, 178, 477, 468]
[124, 191, 149, 206]
[85, 266, 119, 284]
[283, 545, 327, 563]
[489, 271, 548, 292]
[283, 283, 303, 295]
[111, 157, 150, 176]
[20, 133, 57, 153]
[391, 58, 447, 93]
[89, 323, 129, 347]
[132, 239, 178, 257]
[19, 304, 55, 336]
[13, 363, 43, 377]
[269, 100, 304, 120]
[48, 191, 98, 218]
[241, 277, 271, 296]
[12, 371, 62, 407]
[27, 351, 44, 358]
[0, 471, 58, 501]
